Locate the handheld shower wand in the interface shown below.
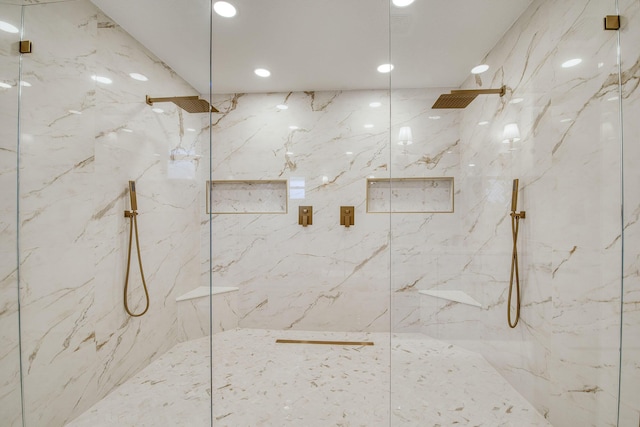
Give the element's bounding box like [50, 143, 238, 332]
[128, 180, 138, 211]
[508, 179, 526, 328]
[124, 180, 150, 317]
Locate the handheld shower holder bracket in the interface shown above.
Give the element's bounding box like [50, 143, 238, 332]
[124, 210, 138, 218]
[511, 211, 526, 219]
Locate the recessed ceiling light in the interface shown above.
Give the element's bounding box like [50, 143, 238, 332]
[122, 128, 133, 133]
[0, 82, 12, 89]
[369, 102, 382, 108]
[152, 107, 164, 113]
[286, 151, 294, 155]
[428, 116, 441, 120]
[377, 64, 394, 73]
[129, 73, 148, 81]
[91, 75, 112, 84]
[19, 81, 31, 87]
[346, 151, 354, 155]
[276, 104, 288, 110]
[471, 64, 489, 74]
[364, 124, 374, 128]
[509, 98, 524, 104]
[562, 58, 582, 68]
[478, 121, 489, 126]
[186, 128, 196, 132]
[289, 125, 299, 130]
[254, 68, 271, 77]
[214, 1, 237, 18]
[68, 110, 82, 115]
[469, 163, 476, 167]
[0, 21, 19, 33]
[392, 0, 415, 7]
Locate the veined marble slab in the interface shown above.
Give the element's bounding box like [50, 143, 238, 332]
[419, 289, 483, 308]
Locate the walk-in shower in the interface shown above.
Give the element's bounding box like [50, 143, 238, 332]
[1, 0, 638, 426]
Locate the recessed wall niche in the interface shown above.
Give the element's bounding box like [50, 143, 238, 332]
[206, 180, 288, 214]
[366, 177, 454, 213]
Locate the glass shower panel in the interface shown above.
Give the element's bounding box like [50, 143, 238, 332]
[0, 4, 23, 426]
[618, 0, 640, 425]
[390, 0, 624, 426]
[209, 0, 391, 424]
[18, 0, 211, 425]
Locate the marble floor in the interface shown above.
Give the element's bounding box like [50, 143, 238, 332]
[67, 329, 552, 426]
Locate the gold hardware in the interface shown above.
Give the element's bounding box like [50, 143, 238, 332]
[604, 15, 620, 30]
[123, 181, 150, 317]
[19, 40, 32, 54]
[276, 339, 374, 346]
[432, 86, 505, 109]
[145, 95, 219, 113]
[340, 206, 354, 227]
[450, 87, 506, 96]
[299, 206, 312, 227]
[507, 179, 525, 328]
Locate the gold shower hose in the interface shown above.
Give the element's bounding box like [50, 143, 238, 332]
[507, 210, 522, 328]
[123, 210, 150, 317]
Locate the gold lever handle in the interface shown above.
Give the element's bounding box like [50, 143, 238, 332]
[299, 206, 312, 227]
[340, 206, 354, 227]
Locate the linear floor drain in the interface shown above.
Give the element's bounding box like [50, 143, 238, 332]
[275, 339, 374, 346]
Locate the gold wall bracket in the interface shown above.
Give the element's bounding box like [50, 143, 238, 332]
[340, 206, 354, 227]
[298, 206, 312, 227]
[604, 15, 621, 30]
[19, 40, 32, 54]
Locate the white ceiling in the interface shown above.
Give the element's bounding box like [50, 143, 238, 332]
[92, 0, 533, 95]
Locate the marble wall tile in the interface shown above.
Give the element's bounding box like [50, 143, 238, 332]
[207, 90, 394, 332]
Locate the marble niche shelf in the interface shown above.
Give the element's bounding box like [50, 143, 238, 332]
[419, 289, 483, 309]
[206, 180, 288, 214]
[366, 177, 454, 213]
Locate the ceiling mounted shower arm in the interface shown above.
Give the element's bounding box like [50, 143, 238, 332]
[432, 85, 506, 109]
[145, 95, 219, 113]
[450, 85, 506, 97]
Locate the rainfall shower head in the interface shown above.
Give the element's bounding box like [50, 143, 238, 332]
[145, 95, 219, 113]
[432, 86, 506, 109]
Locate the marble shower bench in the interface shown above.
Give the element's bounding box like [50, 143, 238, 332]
[176, 286, 239, 341]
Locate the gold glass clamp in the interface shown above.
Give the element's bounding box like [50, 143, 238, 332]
[604, 15, 620, 30]
[19, 40, 32, 54]
[340, 206, 354, 227]
[299, 206, 312, 227]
